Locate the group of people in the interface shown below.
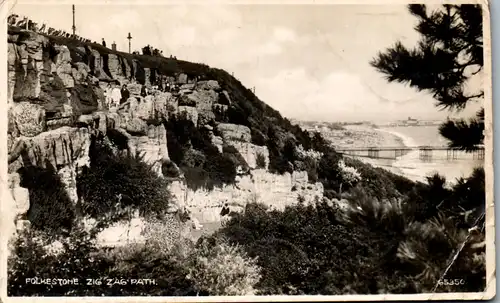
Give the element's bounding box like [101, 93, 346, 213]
[141, 45, 163, 57]
[103, 81, 164, 110]
[8, 14, 92, 43]
[103, 82, 131, 110]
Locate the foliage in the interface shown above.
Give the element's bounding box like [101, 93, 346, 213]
[161, 159, 181, 178]
[8, 226, 113, 296]
[186, 237, 261, 295]
[396, 214, 485, 293]
[339, 182, 486, 293]
[18, 164, 75, 236]
[337, 159, 362, 192]
[371, 4, 484, 150]
[76, 135, 173, 221]
[215, 202, 393, 295]
[164, 116, 239, 191]
[256, 152, 267, 169]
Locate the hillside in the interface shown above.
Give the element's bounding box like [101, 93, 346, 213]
[6, 25, 487, 296]
[7, 25, 338, 238]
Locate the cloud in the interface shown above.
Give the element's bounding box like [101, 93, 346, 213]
[255, 68, 442, 122]
[255, 41, 282, 56]
[273, 27, 296, 42]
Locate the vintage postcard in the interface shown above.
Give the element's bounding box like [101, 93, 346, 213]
[0, 0, 495, 301]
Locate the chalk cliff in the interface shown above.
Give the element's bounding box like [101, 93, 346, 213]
[7, 27, 324, 244]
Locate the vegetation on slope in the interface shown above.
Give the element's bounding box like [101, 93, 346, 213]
[8, 6, 487, 294]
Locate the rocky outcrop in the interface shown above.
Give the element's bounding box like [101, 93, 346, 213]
[169, 169, 324, 223]
[8, 31, 49, 103]
[6, 28, 327, 246]
[9, 127, 90, 215]
[228, 141, 269, 169]
[217, 123, 252, 142]
[127, 124, 169, 175]
[10, 102, 46, 137]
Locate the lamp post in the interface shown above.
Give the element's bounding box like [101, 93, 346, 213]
[127, 32, 132, 54]
[72, 5, 76, 35]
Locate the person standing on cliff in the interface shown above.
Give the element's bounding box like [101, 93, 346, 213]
[140, 85, 149, 97]
[120, 84, 130, 104]
[220, 203, 231, 226]
[102, 38, 106, 47]
[104, 83, 112, 109]
[110, 82, 122, 110]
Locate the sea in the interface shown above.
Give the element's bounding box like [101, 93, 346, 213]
[352, 125, 484, 185]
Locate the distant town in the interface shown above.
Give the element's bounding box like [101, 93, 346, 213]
[291, 117, 442, 132]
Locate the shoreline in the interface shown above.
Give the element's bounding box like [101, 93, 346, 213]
[320, 124, 483, 185]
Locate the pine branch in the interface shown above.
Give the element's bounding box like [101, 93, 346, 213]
[438, 114, 484, 152]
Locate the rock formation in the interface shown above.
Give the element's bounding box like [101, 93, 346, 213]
[6, 27, 325, 246]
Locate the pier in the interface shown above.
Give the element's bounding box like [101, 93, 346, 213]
[336, 146, 485, 161]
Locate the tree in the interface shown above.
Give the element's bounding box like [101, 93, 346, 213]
[371, 4, 484, 151]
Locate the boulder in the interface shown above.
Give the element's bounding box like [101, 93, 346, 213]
[127, 83, 142, 96]
[54, 45, 74, 88]
[135, 95, 155, 121]
[180, 83, 195, 90]
[216, 123, 251, 142]
[72, 62, 90, 83]
[153, 92, 176, 120]
[89, 48, 111, 80]
[229, 142, 269, 169]
[123, 117, 148, 136]
[76, 114, 94, 126]
[127, 124, 169, 175]
[177, 73, 188, 84]
[144, 68, 151, 87]
[197, 80, 221, 91]
[107, 54, 126, 82]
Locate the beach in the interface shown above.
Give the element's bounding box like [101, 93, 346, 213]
[327, 125, 484, 185]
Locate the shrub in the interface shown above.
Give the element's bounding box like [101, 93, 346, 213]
[18, 164, 75, 236]
[186, 238, 261, 295]
[8, 227, 112, 296]
[102, 241, 197, 296]
[396, 213, 485, 293]
[216, 202, 391, 295]
[164, 116, 239, 190]
[162, 159, 181, 178]
[256, 152, 266, 169]
[76, 136, 173, 221]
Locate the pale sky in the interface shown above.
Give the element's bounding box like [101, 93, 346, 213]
[11, 2, 484, 123]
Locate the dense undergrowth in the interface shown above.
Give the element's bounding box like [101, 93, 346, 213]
[9, 140, 486, 295]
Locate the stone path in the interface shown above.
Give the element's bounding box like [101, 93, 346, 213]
[189, 221, 222, 241]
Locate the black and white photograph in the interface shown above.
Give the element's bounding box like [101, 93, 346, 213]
[2, 0, 494, 299]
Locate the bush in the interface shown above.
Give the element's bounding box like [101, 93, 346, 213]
[164, 116, 239, 191]
[8, 227, 112, 296]
[76, 136, 173, 221]
[215, 202, 391, 295]
[256, 152, 266, 169]
[186, 238, 261, 295]
[162, 160, 181, 178]
[18, 164, 75, 236]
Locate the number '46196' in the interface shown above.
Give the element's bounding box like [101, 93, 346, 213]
[438, 279, 465, 286]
